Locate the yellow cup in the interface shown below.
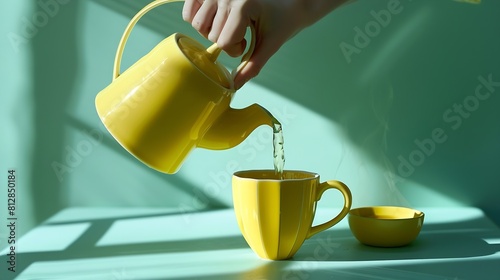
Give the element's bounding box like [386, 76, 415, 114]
[232, 170, 352, 260]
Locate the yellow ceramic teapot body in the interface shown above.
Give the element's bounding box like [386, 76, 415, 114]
[95, 0, 274, 174]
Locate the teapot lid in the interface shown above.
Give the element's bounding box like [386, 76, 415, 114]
[177, 35, 232, 89]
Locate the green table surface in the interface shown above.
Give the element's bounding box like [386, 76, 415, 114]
[2, 207, 499, 280]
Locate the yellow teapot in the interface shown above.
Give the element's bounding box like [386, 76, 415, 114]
[95, 0, 275, 174]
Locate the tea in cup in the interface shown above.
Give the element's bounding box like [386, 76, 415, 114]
[232, 170, 352, 260]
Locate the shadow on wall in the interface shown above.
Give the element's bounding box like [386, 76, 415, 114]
[29, 1, 81, 224]
[27, 0, 229, 225]
[208, 1, 500, 222]
[90, 0, 500, 223]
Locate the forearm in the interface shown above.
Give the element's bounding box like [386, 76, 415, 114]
[183, 0, 353, 88]
[300, 0, 352, 27]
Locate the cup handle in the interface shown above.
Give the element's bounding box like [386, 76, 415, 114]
[307, 180, 352, 239]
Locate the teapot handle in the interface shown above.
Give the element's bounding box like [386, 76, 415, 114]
[113, 0, 256, 90]
[113, 0, 183, 80]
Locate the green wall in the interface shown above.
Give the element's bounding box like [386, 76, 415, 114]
[1, 0, 499, 238]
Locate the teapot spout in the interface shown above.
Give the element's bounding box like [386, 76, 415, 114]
[198, 104, 275, 150]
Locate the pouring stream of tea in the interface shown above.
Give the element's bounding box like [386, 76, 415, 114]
[273, 120, 285, 179]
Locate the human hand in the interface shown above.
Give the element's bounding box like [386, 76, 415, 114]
[183, 0, 349, 89]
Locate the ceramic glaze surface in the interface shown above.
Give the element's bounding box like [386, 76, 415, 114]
[95, 0, 274, 173]
[348, 206, 425, 247]
[232, 170, 352, 260]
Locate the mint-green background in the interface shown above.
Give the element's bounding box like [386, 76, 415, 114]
[1, 0, 499, 238]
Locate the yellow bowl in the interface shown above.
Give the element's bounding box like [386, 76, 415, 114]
[348, 206, 425, 247]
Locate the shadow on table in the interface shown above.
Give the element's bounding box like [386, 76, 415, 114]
[2, 211, 499, 280]
[0, 209, 248, 280]
[293, 216, 500, 262]
[172, 215, 500, 280]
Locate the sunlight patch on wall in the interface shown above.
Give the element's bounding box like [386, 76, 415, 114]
[359, 5, 432, 85]
[177, 81, 416, 209]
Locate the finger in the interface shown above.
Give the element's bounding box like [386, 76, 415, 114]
[234, 36, 281, 89]
[217, 9, 249, 57]
[191, 0, 218, 38]
[208, 5, 229, 43]
[182, 0, 203, 23]
[234, 59, 262, 90]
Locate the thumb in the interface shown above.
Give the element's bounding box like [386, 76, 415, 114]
[233, 36, 282, 90]
[233, 60, 261, 90]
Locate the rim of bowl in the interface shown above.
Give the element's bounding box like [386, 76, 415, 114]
[349, 206, 424, 221]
